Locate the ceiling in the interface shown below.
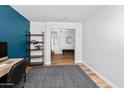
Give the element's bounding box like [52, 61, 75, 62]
[11, 5, 103, 22]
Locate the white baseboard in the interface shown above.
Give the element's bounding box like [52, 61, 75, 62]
[83, 63, 118, 88]
[44, 61, 51, 65]
[75, 61, 83, 64]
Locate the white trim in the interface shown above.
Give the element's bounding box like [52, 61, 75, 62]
[44, 61, 51, 65]
[45, 22, 83, 65]
[75, 61, 83, 64]
[83, 63, 118, 88]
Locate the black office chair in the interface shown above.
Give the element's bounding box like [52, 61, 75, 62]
[0, 58, 28, 88]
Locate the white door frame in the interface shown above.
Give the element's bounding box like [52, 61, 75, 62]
[44, 22, 83, 65]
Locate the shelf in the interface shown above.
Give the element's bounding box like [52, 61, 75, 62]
[27, 34, 44, 36]
[26, 31, 44, 66]
[27, 48, 44, 51]
[29, 41, 44, 43]
[30, 55, 44, 58]
[29, 62, 44, 66]
[29, 48, 44, 51]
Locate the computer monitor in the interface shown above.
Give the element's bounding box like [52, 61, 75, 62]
[0, 42, 8, 62]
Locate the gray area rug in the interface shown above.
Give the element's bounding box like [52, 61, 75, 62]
[16, 65, 98, 88]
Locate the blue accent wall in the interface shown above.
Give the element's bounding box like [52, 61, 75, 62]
[0, 5, 30, 58]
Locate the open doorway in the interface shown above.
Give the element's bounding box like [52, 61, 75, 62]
[51, 28, 75, 65]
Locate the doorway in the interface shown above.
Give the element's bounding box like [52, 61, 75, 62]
[51, 28, 75, 65]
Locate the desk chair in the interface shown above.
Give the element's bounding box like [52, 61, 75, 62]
[0, 58, 28, 88]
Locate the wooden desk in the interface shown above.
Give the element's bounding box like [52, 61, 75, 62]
[0, 58, 24, 78]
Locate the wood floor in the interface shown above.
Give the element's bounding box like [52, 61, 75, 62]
[79, 64, 112, 88]
[51, 54, 74, 65]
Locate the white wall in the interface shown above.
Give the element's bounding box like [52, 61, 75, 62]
[84, 6, 124, 87]
[30, 22, 46, 34]
[46, 22, 83, 64]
